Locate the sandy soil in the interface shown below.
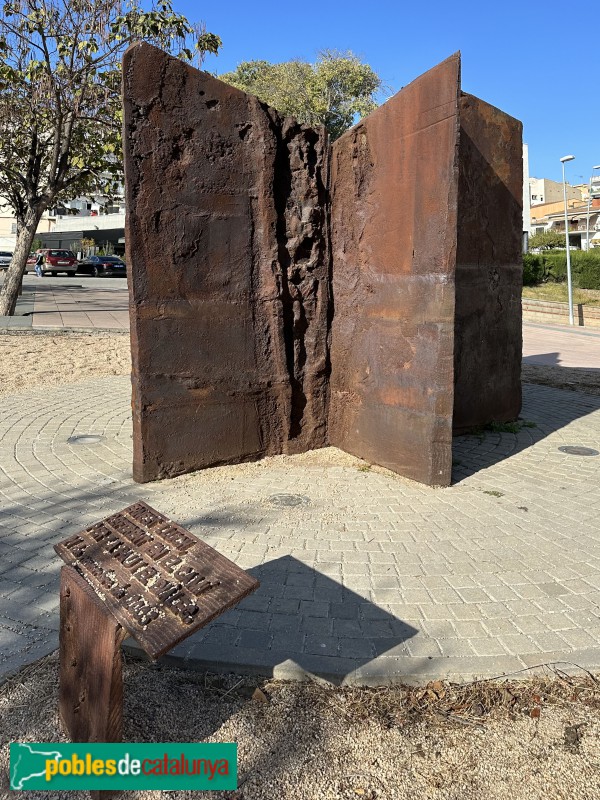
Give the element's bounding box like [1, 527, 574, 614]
[0, 331, 131, 398]
[1, 654, 599, 800]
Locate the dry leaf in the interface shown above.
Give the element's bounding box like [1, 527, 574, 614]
[530, 707, 541, 719]
[354, 790, 365, 797]
[252, 687, 269, 703]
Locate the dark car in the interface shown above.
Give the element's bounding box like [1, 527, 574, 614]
[77, 255, 127, 277]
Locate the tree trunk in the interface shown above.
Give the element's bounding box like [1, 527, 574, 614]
[0, 205, 46, 316]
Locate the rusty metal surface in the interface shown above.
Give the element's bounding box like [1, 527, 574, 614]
[328, 54, 461, 487]
[122, 45, 523, 490]
[123, 43, 330, 484]
[452, 93, 523, 432]
[54, 502, 259, 659]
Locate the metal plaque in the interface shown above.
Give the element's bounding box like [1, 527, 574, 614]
[54, 501, 259, 659]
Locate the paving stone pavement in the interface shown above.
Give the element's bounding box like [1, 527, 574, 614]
[1, 376, 599, 685]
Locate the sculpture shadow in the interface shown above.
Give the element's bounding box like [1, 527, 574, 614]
[523, 351, 561, 367]
[149, 555, 418, 686]
[5, 280, 128, 318]
[452, 380, 600, 483]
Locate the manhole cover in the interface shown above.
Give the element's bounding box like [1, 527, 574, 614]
[558, 446, 599, 457]
[268, 494, 310, 507]
[67, 434, 104, 445]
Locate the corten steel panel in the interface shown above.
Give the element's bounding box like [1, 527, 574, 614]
[328, 54, 461, 487]
[452, 94, 523, 431]
[123, 43, 330, 482]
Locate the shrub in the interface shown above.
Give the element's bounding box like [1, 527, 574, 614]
[522, 248, 600, 288]
[542, 251, 567, 282]
[528, 231, 566, 250]
[576, 252, 600, 290]
[523, 253, 544, 285]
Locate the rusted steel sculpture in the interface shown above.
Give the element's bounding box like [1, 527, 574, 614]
[123, 45, 522, 488]
[123, 42, 330, 482]
[329, 55, 523, 484]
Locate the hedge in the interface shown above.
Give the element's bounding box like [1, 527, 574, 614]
[523, 249, 600, 288]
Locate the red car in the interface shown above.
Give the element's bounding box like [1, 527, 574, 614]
[29, 248, 78, 276]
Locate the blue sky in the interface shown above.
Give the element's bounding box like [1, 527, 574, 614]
[174, 0, 598, 188]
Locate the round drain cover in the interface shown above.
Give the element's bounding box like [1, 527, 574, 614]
[268, 494, 310, 507]
[68, 434, 103, 445]
[558, 445, 599, 457]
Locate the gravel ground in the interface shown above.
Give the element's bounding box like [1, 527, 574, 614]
[1, 654, 599, 800]
[0, 330, 131, 398]
[1, 332, 600, 799]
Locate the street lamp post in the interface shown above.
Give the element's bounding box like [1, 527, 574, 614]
[561, 155, 576, 326]
[585, 165, 600, 252]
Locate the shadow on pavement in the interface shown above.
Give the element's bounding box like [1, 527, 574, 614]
[523, 350, 561, 366]
[148, 555, 418, 686]
[452, 380, 600, 483]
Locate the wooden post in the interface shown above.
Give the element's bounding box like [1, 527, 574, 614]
[59, 566, 126, 799]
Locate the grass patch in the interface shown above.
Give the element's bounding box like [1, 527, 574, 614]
[487, 420, 522, 434]
[522, 284, 600, 306]
[465, 419, 536, 439]
[483, 490, 504, 497]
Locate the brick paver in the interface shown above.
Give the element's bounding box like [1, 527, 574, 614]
[1, 375, 599, 684]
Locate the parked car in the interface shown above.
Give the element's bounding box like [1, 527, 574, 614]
[0, 251, 14, 270]
[31, 248, 78, 276]
[76, 255, 127, 277]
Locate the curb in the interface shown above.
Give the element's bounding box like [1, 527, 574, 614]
[122, 641, 600, 687]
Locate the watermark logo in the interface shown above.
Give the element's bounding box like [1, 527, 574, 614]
[10, 743, 237, 791]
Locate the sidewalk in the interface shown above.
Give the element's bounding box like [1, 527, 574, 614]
[0, 275, 129, 330]
[0, 375, 599, 685]
[523, 321, 600, 369]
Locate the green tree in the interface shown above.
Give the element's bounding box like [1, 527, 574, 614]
[0, 0, 221, 315]
[528, 230, 568, 251]
[221, 50, 381, 141]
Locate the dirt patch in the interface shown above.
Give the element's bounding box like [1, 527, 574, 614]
[0, 330, 131, 397]
[1, 654, 599, 800]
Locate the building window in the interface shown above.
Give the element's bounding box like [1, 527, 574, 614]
[10, 223, 16, 234]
